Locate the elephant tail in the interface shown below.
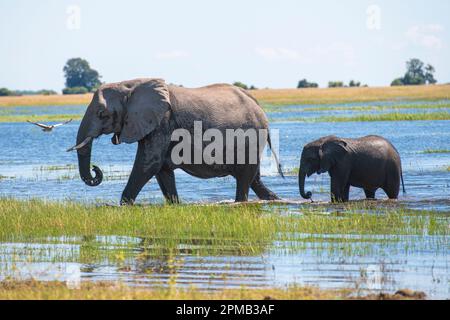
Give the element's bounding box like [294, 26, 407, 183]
[401, 170, 406, 193]
[267, 133, 285, 179]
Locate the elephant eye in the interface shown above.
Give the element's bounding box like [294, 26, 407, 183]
[98, 110, 110, 120]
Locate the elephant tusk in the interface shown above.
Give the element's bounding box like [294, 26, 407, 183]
[66, 136, 93, 152]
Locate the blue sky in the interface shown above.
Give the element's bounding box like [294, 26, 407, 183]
[1, 0, 449, 90]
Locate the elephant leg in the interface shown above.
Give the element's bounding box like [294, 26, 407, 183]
[330, 175, 348, 203]
[383, 176, 400, 199]
[383, 185, 399, 199]
[251, 169, 279, 200]
[121, 139, 165, 205]
[343, 184, 350, 202]
[156, 169, 179, 204]
[235, 165, 258, 202]
[364, 189, 376, 199]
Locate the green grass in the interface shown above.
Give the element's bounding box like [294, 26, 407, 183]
[0, 199, 448, 241]
[35, 164, 77, 171]
[274, 111, 450, 123]
[0, 114, 81, 123]
[264, 103, 450, 113]
[421, 149, 450, 154]
[0, 199, 448, 282]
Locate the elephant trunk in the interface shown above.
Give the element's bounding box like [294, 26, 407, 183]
[299, 167, 312, 199]
[74, 116, 103, 187]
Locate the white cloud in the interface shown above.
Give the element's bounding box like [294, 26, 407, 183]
[154, 50, 189, 60]
[406, 24, 444, 49]
[255, 42, 356, 66]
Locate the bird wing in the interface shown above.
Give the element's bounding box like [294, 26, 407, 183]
[27, 120, 51, 129]
[53, 119, 73, 127]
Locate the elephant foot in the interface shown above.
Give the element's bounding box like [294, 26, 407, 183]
[165, 195, 180, 204]
[120, 197, 135, 206]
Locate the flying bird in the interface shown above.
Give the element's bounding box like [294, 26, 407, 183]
[27, 119, 73, 132]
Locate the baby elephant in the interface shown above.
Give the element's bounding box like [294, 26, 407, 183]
[298, 135, 405, 202]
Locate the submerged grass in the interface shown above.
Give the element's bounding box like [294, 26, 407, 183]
[0, 199, 448, 280]
[35, 164, 77, 171]
[276, 111, 450, 123]
[0, 198, 448, 241]
[421, 149, 450, 154]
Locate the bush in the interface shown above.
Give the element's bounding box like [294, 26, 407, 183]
[0, 88, 14, 96]
[391, 78, 405, 86]
[37, 89, 57, 95]
[328, 81, 344, 88]
[232, 82, 249, 90]
[62, 86, 89, 95]
[349, 80, 361, 87]
[297, 79, 318, 88]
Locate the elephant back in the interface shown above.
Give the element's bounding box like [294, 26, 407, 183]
[167, 84, 269, 134]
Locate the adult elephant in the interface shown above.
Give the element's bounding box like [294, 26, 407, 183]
[68, 78, 282, 205]
[298, 135, 405, 202]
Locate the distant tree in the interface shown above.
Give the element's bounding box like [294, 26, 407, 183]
[391, 58, 437, 86]
[328, 81, 344, 88]
[349, 80, 361, 87]
[297, 79, 318, 88]
[37, 89, 57, 95]
[233, 82, 249, 90]
[63, 58, 102, 93]
[249, 85, 258, 90]
[62, 86, 89, 95]
[425, 64, 437, 84]
[391, 78, 405, 86]
[0, 88, 14, 96]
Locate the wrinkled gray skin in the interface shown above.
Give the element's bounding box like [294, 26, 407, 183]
[75, 78, 281, 205]
[299, 135, 405, 202]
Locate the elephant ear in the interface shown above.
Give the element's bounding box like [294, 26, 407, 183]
[120, 79, 171, 144]
[319, 139, 348, 172]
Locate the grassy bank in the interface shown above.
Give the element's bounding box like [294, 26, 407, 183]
[0, 93, 92, 107]
[1, 85, 449, 108]
[0, 114, 81, 123]
[277, 111, 450, 123]
[265, 102, 450, 113]
[0, 280, 426, 300]
[254, 85, 450, 107]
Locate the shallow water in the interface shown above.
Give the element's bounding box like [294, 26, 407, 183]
[1, 117, 448, 209]
[0, 100, 449, 298]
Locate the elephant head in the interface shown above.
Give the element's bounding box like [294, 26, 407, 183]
[67, 78, 171, 187]
[299, 136, 348, 199]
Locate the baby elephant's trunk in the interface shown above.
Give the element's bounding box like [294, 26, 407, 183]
[298, 169, 312, 199]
